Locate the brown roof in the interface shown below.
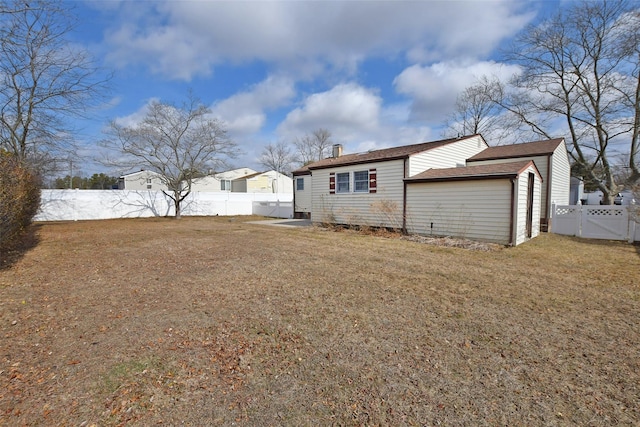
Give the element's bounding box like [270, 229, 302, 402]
[467, 138, 564, 162]
[291, 135, 483, 173]
[406, 160, 541, 183]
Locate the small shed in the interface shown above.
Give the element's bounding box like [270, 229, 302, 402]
[404, 160, 542, 246]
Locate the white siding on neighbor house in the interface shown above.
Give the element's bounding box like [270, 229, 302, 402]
[311, 159, 405, 227]
[190, 176, 223, 192]
[294, 175, 312, 214]
[120, 171, 167, 191]
[405, 180, 513, 244]
[548, 144, 571, 215]
[408, 135, 487, 176]
[514, 166, 542, 246]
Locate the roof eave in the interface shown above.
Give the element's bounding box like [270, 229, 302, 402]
[405, 173, 519, 184]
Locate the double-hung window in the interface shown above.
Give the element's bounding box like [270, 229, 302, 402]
[336, 172, 350, 193]
[296, 178, 304, 191]
[221, 180, 231, 191]
[353, 170, 369, 193]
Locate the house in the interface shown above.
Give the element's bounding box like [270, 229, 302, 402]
[465, 138, 570, 231]
[118, 170, 167, 191]
[404, 160, 542, 246]
[231, 170, 293, 193]
[293, 134, 568, 246]
[293, 134, 489, 225]
[189, 168, 257, 192]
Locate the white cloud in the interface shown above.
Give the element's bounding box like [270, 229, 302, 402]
[277, 83, 382, 141]
[112, 97, 160, 127]
[101, 1, 535, 81]
[210, 75, 296, 135]
[276, 83, 437, 156]
[393, 60, 522, 123]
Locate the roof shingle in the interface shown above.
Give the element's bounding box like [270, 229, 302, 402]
[292, 135, 482, 174]
[406, 160, 540, 182]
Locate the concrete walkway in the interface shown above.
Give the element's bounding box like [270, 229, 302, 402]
[249, 218, 312, 228]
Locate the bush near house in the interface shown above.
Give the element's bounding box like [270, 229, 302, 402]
[0, 151, 41, 252]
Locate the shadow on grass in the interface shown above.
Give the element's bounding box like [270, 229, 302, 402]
[0, 225, 41, 271]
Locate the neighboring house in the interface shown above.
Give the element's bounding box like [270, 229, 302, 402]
[293, 134, 489, 226]
[188, 168, 257, 192]
[118, 170, 168, 191]
[465, 138, 570, 231]
[405, 160, 542, 246]
[231, 170, 293, 193]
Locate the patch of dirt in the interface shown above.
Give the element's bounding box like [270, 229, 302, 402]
[1, 217, 639, 425]
[401, 234, 503, 251]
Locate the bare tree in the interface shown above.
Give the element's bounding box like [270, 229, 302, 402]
[101, 94, 239, 219]
[293, 128, 333, 165]
[259, 140, 294, 175]
[0, 0, 107, 168]
[443, 77, 517, 145]
[473, 0, 640, 204]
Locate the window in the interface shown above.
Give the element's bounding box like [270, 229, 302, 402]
[146, 184, 152, 189]
[146, 178, 152, 184]
[220, 180, 231, 191]
[354, 170, 369, 192]
[296, 178, 304, 191]
[336, 172, 350, 193]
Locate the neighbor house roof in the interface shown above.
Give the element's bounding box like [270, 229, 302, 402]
[119, 170, 161, 179]
[233, 171, 263, 180]
[467, 138, 564, 162]
[406, 160, 542, 183]
[292, 134, 483, 174]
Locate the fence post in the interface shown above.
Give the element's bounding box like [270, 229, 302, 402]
[629, 202, 637, 243]
[577, 203, 584, 237]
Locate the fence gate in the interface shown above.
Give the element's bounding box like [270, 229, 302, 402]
[581, 206, 628, 240]
[551, 204, 637, 242]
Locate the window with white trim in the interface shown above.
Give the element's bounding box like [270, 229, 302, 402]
[353, 170, 369, 192]
[220, 180, 231, 191]
[336, 172, 350, 193]
[296, 178, 304, 191]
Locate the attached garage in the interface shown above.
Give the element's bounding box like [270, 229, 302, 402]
[404, 160, 542, 246]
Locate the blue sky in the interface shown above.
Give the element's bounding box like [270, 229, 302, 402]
[68, 0, 563, 176]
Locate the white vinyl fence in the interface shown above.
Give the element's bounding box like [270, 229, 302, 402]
[551, 203, 639, 243]
[35, 189, 293, 222]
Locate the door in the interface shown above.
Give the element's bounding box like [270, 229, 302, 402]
[526, 172, 534, 238]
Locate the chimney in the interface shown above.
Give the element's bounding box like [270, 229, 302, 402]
[332, 144, 343, 158]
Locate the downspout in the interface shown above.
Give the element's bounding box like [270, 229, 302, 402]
[509, 177, 516, 246]
[402, 158, 408, 234]
[544, 154, 552, 231]
[292, 175, 297, 218]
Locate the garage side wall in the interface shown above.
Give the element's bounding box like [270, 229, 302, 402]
[405, 179, 512, 244]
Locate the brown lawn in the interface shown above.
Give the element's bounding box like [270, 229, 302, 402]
[1, 217, 639, 426]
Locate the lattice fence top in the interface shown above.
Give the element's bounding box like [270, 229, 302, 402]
[586, 208, 625, 216]
[556, 207, 577, 216]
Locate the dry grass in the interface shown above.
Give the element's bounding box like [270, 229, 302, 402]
[1, 216, 639, 426]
